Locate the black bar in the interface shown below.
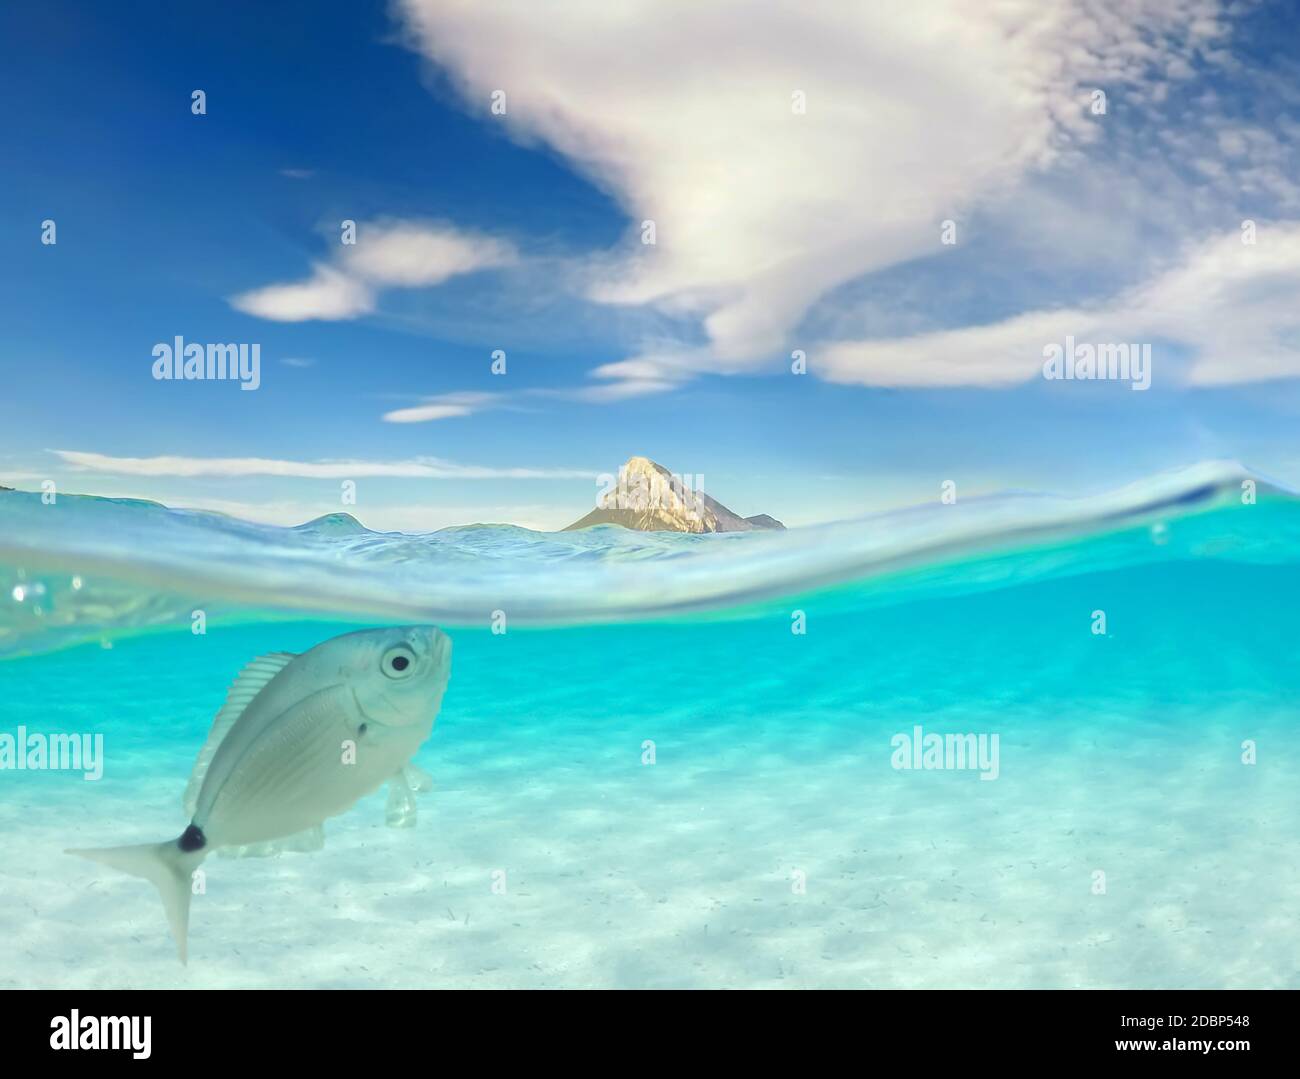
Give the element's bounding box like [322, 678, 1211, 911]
[0, 989, 1287, 1066]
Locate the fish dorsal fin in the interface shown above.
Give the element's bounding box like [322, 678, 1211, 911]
[183, 651, 296, 816]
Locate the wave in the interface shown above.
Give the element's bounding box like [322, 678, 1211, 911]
[1, 461, 1296, 657]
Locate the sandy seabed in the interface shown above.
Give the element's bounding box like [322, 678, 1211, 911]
[4, 693, 1296, 990]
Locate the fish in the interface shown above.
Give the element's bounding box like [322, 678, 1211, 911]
[67, 625, 452, 963]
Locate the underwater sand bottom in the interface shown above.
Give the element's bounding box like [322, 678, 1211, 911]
[3, 697, 1295, 989]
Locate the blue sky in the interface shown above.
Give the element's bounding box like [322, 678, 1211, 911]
[2, 0, 1299, 529]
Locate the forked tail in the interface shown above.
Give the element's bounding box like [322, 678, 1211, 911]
[67, 836, 207, 964]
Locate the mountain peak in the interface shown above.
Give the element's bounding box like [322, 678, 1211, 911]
[563, 456, 784, 533]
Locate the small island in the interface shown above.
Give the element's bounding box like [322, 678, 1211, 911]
[564, 456, 785, 533]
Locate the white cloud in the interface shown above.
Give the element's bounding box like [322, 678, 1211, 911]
[568, 377, 678, 403]
[818, 224, 1300, 387]
[231, 221, 516, 323]
[51, 449, 592, 480]
[820, 310, 1080, 389]
[344, 222, 515, 286]
[396, 0, 1230, 370]
[381, 403, 476, 422]
[231, 3, 1300, 399]
[381, 391, 503, 423]
[1124, 224, 1300, 384]
[231, 264, 374, 322]
[379, 374, 680, 425]
[588, 350, 706, 386]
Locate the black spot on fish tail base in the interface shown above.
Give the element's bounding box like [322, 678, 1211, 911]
[358, 723, 368, 737]
[178, 824, 206, 852]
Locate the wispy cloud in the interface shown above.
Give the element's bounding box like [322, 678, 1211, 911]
[818, 224, 1300, 387]
[51, 450, 592, 480]
[232, 264, 373, 322]
[344, 223, 515, 286]
[226, 3, 1300, 409]
[231, 220, 517, 323]
[396, 0, 1235, 374]
[566, 377, 680, 403]
[381, 391, 504, 423]
[379, 373, 682, 424]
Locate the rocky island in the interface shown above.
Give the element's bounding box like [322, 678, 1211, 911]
[564, 456, 784, 533]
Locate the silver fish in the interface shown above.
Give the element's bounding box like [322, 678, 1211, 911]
[68, 625, 452, 962]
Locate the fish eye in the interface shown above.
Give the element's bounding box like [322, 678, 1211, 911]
[381, 645, 416, 679]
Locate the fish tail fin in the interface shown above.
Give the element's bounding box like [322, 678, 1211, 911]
[67, 837, 207, 964]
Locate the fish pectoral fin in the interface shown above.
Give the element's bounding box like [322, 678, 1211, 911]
[216, 824, 324, 859]
[385, 762, 433, 827]
[385, 771, 419, 829]
[403, 762, 434, 793]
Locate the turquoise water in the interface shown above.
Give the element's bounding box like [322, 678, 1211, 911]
[1, 463, 1298, 987]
